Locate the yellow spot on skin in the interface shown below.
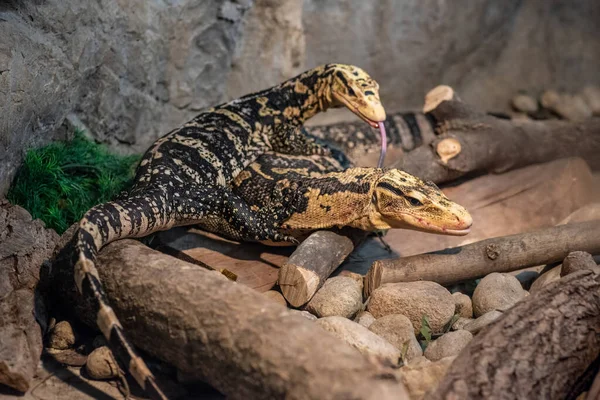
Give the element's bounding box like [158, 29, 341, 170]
[294, 80, 309, 94]
[257, 97, 282, 117]
[283, 106, 301, 120]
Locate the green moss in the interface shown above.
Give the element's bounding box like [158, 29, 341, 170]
[7, 131, 140, 234]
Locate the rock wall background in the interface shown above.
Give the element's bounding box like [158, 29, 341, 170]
[1, 0, 599, 195]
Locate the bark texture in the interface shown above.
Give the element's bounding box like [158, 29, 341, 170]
[397, 100, 600, 184]
[430, 268, 600, 400]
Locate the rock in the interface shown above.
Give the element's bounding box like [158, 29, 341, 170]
[262, 290, 287, 307]
[288, 309, 318, 321]
[530, 265, 562, 294]
[511, 94, 538, 113]
[316, 316, 401, 365]
[472, 273, 527, 317]
[557, 94, 593, 120]
[451, 292, 473, 318]
[337, 270, 365, 289]
[397, 356, 456, 400]
[451, 317, 473, 331]
[406, 355, 431, 368]
[47, 321, 77, 350]
[306, 276, 363, 318]
[85, 346, 119, 380]
[561, 251, 597, 277]
[225, 0, 306, 99]
[0, 1, 255, 194]
[46, 348, 88, 367]
[369, 314, 422, 362]
[581, 86, 600, 115]
[540, 90, 561, 109]
[354, 311, 376, 328]
[367, 281, 455, 335]
[541, 91, 593, 121]
[463, 310, 503, 335]
[423, 330, 473, 361]
[0, 200, 59, 392]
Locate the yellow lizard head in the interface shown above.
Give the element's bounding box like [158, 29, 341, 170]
[326, 64, 386, 128]
[363, 169, 472, 235]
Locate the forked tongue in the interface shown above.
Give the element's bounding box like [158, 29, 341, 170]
[377, 121, 387, 168]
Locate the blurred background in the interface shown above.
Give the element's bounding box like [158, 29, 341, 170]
[2, 0, 600, 194]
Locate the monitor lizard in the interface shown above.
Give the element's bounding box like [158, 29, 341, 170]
[74, 64, 386, 399]
[230, 151, 472, 245]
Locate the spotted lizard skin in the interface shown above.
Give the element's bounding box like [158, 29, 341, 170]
[73, 64, 386, 399]
[231, 150, 473, 245]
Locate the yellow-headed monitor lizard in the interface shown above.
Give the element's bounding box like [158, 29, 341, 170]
[230, 151, 473, 245]
[74, 64, 386, 399]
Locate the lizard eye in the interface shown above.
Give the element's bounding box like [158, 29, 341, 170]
[371, 193, 377, 204]
[347, 87, 356, 97]
[407, 197, 422, 206]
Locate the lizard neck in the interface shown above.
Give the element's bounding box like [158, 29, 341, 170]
[225, 65, 337, 128]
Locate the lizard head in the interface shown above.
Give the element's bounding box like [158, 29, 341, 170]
[327, 64, 386, 128]
[365, 169, 472, 235]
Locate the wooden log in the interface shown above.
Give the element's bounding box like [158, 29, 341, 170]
[397, 89, 600, 184]
[430, 267, 600, 400]
[278, 231, 355, 307]
[49, 238, 410, 400]
[364, 220, 600, 297]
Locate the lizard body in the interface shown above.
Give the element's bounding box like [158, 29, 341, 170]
[74, 64, 386, 399]
[231, 151, 472, 244]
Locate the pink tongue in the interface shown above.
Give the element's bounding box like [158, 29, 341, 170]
[377, 121, 387, 168]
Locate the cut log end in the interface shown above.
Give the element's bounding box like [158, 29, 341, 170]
[278, 264, 318, 308]
[435, 137, 462, 164]
[423, 85, 457, 113]
[277, 231, 355, 307]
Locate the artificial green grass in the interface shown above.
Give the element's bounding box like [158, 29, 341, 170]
[7, 131, 140, 234]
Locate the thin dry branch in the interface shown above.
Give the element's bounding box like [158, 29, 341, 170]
[364, 220, 600, 297]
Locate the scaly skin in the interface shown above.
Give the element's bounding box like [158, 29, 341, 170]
[305, 111, 439, 164]
[73, 64, 386, 399]
[232, 151, 472, 244]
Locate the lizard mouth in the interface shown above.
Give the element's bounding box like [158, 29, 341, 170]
[386, 213, 472, 236]
[333, 93, 385, 128]
[440, 227, 471, 236]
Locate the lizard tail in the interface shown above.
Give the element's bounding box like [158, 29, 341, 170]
[75, 190, 174, 400]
